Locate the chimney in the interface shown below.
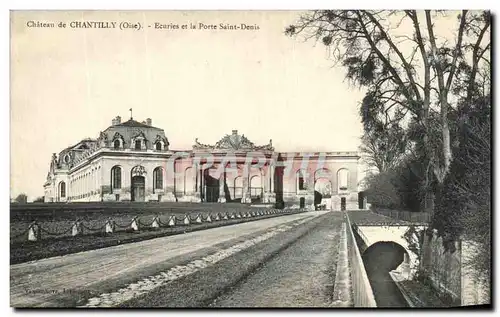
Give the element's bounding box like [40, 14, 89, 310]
[146, 118, 152, 126]
[232, 129, 238, 135]
[112, 116, 122, 125]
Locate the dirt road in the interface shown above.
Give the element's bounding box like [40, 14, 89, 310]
[210, 213, 343, 307]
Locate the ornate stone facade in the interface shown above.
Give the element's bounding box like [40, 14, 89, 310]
[43, 116, 361, 210]
[194, 130, 274, 151]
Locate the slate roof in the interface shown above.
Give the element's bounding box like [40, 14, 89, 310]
[113, 119, 162, 130]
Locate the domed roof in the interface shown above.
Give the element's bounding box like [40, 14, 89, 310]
[99, 117, 169, 150]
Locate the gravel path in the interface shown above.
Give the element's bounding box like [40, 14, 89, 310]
[210, 212, 344, 307]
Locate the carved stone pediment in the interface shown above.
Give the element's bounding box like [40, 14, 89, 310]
[131, 165, 147, 177]
[131, 130, 147, 141]
[154, 134, 169, 147]
[112, 132, 125, 143]
[193, 130, 274, 151]
[215, 132, 254, 150]
[112, 132, 123, 141]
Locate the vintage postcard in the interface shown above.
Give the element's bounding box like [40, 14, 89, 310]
[10, 10, 491, 308]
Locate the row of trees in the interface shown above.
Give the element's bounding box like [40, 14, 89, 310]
[287, 10, 490, 279]
[11, 194, 44, 203]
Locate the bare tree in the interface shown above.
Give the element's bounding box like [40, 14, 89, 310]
[286, 10, 490, 188]
[14, 193, 28, 204]
[360, 120, 407, 173]
[33, 196, 45, 203]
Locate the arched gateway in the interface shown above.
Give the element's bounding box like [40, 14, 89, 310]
[131, 165, 146, 202]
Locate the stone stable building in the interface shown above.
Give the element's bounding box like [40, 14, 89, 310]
[44, 116, 362, 210]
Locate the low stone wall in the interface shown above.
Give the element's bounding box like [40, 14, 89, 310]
[344, 212, 377, 307]
[420, 230, 461, 304]
[461, 241, 490, 305]
[330, 222, 352, 307]
[419, 230, 490, 306]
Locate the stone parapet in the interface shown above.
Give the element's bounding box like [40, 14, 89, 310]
[331, 222, 353, 307]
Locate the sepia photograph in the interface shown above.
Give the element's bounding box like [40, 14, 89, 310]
[9, 8, 491, 309]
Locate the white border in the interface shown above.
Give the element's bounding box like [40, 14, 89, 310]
[3, 1, 497, 316]
[4, 0, 498, 10]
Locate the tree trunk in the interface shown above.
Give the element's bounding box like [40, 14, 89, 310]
[440, 100, 453, 182]
[424, 189, 435, 215]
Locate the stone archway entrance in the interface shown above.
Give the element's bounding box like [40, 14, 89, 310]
[314, 178, 332, 210]
[358, 191, 366, 209]
[250, 175, 263, 203]
[203, 168, 219, 203]
[131, 176, 145, 202]
[314, 168, 333, 210]
[131, 165, 147, 202]
[299, 197, 305, 209]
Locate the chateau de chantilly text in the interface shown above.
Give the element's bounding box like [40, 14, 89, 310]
[25, 20, 261, 31]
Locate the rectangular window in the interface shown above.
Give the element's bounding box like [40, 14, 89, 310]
[135, 140, 142, 150]
[112, 169, 121, 189]
[155, 176, 162, 189]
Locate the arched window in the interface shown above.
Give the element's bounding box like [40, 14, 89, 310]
[184, 167, 194, 194]
[250, 175, 262, 199]
[155, 142, 162, 150]
[153, 167, 163, 190]
[114, 139, 120, 149]
[59, 181, 66, 198]
[297, 170, 306, 192]
[338, 169, 349, 191]
[111, 166, 122, 189]
[234, 176, 243, 199]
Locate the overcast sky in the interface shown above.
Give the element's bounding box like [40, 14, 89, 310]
[11, 11, 367, 199]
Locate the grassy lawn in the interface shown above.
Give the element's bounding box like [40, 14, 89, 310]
[11, 202, 260, 240]
[10, 202, 296, 264]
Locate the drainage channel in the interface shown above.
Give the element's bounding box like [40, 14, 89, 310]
[362, 243, 409, 307]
